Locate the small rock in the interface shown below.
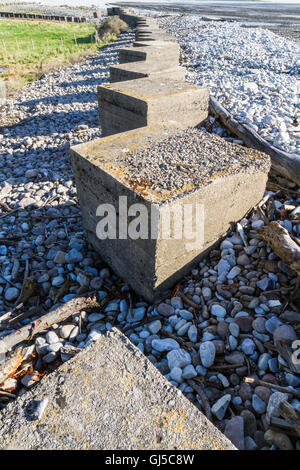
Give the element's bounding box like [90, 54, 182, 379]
[234, 316, 253, 333]
[4, 287, 19, 302]
[224, 416, 245, 450]
[152, 338, 179, 352]
[211, 304, 226, 317]
[252, 394, 266, 414]
[65, 249, 83, 264]
[45, 331, 60, 344]
[244, 436, 258, 450]
[170, 367, 183, 383]
[273, 324, 297, 346]
[241, 338, 256, 355]
[167, 348, 191, 370]
[182, 364, 197, 379]
[212, 394, 231, 420]
[187, 324, 197, 342]
[157, 303, 174, 317]
[148, 320, 162, 334]
[264, 430, 293, 450]
[199, 341, 216, 367]
[59, 324, 75, 339]
[266, 392, 290, 424]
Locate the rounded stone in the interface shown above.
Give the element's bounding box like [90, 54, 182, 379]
[273, 324, 297, 346]
[167, 348, 191, 370]
[254, 386, 272, 403]
[234, 316, 253, 333]
[252, 394, 266, 414]
[4, 287, 19, 302]
[157, 303, 175, 317]
[199, 341, 216, 368]
[182, 364, 197, 379]
[152, 338, 179, 352]
[241, 338, 256, 355]
[211, 304, 227, 317]
[170, 367, 183, 383]
[59, 324, 75, 339]
[240, 409, 257, 437]
[252, 317, 266, 333]
[148, 320, 162, 335]
[264, 430, 293, 450]
[217, 321, 229, 339]
[239, 382, 253, 401]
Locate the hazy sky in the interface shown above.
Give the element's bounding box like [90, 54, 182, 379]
[32, 0, 300, 4]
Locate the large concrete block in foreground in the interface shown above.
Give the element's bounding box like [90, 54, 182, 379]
[0, 329, 235, 450]
[110, 61, 186, 83]
[70, 126, 270, 301]
[98, 78, 209, 136]
[119, 42, 181, 64]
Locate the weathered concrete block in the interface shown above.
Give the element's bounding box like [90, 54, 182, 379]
[93, 10, 102, 19]
[70, 126, 270, 301]
[110, 61, 186, 83]
[119, 42, 180, 64]
[98, 78, 209, 137]
[0, 329, 235, 450]
[135, 32, 173, 42]
[0, 81, 6, 107]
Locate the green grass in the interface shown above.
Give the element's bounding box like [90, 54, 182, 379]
[0, 20, 111, 94]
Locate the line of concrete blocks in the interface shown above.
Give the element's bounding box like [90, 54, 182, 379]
[0, 11, 87, 22]
[70, 12, 271, 302]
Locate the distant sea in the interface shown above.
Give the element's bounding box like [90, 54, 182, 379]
[18, 1, 300, 6]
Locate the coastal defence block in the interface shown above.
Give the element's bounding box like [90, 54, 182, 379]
[135, 32, 173, 42]
[70, 126, 270, 302]
[119, 42, 181, 64]
[97, 78, 209, 137]
[110, 61, 186, 83]
[0, 81, 6, 106]
[0, 329, 235, 450]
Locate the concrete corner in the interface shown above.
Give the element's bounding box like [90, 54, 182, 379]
[0, 329, 236, 450]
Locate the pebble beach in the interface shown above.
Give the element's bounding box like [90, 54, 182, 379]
[0, 1, 300, 451]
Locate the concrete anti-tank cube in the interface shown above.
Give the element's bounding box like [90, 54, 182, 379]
[70, 126, 270, 302]
[135, 33, 173, 42]
[119, 42, 180, 64]
[98, 78, 209, 137]
[0, 81, 6, 106]
[110, 61, 186, 83]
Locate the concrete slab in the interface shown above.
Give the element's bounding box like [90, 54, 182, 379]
[135, 33, 173, 42]
[98, 78, 208, 136]
[119, 42, 181, 64]
[0, 329, 235, 450]
[110, 61, 186, 83]
[0, 81, 6, 107]
[70, 126, 270, 301]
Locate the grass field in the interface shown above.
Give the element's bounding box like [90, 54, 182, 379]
[0, 20, 111, 94]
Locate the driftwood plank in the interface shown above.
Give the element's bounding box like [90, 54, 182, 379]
[244, 377, 300, 399]
[279, 401, 300, 438]
[209, 96, 300, 185]
[276, 339, 300, 374]
[0, 296, 99, 355]
[270, 417, 300, 437]
[258, 221, 300, 277]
